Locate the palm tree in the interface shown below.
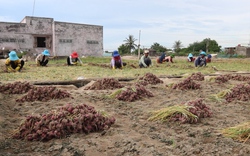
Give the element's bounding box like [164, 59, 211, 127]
[173, 40, 183, 54]
[124, 35, 137, 54]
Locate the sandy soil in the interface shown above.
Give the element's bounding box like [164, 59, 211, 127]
[0, 73, 250, 156]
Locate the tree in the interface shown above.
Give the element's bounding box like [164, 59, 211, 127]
[133, 47, 144, 55]
[173, 40, 183, 54]
[150, 42, 167, 53]
[202, 38, 221, 53]
[118, 44, 130, 55]
[123, 35, 137, 54]
[180, 38, 221, 56]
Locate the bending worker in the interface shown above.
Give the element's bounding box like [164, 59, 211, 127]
[139, 50, 152, 68]
[5, 51, 25, 72]
[67, 51, 83, 66]
[195, 51, 207, 67]
[36, 49, 50, 66]
[110, 50, 126, 69]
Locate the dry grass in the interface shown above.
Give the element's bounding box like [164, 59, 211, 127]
[148, 105, 198, 123]
[221, 121, 250, 143]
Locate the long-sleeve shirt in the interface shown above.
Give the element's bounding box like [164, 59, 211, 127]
[195, 56, 206, 67]
[68, 56, 83, 65]
[5, 58, 22, 72]
[35, 54, 49, 65]
[110, 56, 123, 68]
[187, 53, 193, 61]
[139, 55, 152, 67]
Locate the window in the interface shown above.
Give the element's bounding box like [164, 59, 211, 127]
[59, 39, 72, 43]
[87, 40, 98, 44]
[37, 37, 46, 47]
[10, 38, 16, 42]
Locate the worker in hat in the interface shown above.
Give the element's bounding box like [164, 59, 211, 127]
[110, 50, 126, 69]
[187, 53, 195, 62]
[36, 49, 50, 66]
[5, 51, 25, 72]
[206, 54, 212, 63]
[139, 50, 152, 68]
[67, 51, 83, 66]
[195, 50, 207, 67]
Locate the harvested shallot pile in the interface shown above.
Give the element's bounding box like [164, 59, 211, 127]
[137, 73, 163, 86]
[115, 84, 154, 102]
[148, 99, 212, 124]
[228, 74, 250, 81]
[0, 81, 34, 94]
[185, 98, 212, 118]
[172, 77, 201, 90]
[12, 103, 115, 141]
[215, 74, 250, 83]
[224, 84, 250, 102]
[84, 78, 124, 90]
[215, 75, 229, 83]
[16, 86, 71, 102]
[188, 72, 205, 81]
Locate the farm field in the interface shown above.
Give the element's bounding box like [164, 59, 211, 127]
[0, 56, 250, 156]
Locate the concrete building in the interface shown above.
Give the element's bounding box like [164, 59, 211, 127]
[235, 45, 250, 57]
[225, 45, 250, 57]
[0, 16, 103, 57]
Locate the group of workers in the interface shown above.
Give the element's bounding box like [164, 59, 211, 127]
[4, 49, 211, 72]
[4, 50, 84, 72]
[110, 49, 211, 69]
[187, 50, 212, 67]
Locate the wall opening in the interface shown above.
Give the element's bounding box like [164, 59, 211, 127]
[37, 37, 46, 47]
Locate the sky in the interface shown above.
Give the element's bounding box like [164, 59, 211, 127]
[0, 0, 250, 51]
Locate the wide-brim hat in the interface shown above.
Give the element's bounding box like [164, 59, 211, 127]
[9, 51, 19, 61]
[113, 50, 120, 57]
[71, 52, 78, 58]
[144, 50, 149, 54]
[188, 53, 193, 57]
[200, 51, 207, 56]
[42, 49, 50, 56]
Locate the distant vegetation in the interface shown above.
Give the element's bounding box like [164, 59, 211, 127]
[117, 35, 221, 56]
